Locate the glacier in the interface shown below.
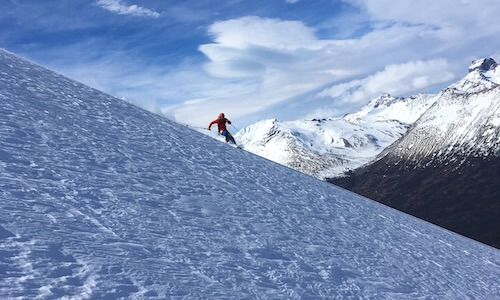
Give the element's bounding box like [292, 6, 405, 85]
[0, 49, 499, 299]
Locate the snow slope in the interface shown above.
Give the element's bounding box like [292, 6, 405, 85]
[1, 49, 499, 299]
[236, 94, 437, 179]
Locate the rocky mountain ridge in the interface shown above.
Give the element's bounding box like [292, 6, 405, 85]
[236, 93, 438, 178]
[330, 58, 500, 248]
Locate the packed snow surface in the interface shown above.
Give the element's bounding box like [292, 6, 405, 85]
[1, 49, 499, 299]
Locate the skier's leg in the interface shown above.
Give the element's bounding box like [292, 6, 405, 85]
[227, 132, 236, 144]
[221, 130, 229, 142]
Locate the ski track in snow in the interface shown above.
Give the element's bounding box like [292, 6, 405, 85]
[1, 49, 500, 299]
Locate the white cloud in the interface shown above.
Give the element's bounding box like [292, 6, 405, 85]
[162, 17, 343, 124]
[96, 0, 160, 18]
[345, 0, 500, 41]
[348, 0, 499, 27]
[39, 44, 249, 127]
[318, 59, 455, 104]
[173, 0, 500, 126]
[166, 15, 467, 125]
[59, 1, 500, 127]
[205, 16, 320, 50]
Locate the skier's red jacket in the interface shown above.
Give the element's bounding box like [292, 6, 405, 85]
[209, 117, 231, 132]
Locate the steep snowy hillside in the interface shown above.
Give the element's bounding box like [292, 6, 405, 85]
[236, 93, 437, 178]
[331, 58, 500, 248]
[1, 49, 499, 299]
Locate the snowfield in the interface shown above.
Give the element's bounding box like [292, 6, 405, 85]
[1, 49, 499, 299]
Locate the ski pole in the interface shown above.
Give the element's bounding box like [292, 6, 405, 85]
[189, 125, 210, 131]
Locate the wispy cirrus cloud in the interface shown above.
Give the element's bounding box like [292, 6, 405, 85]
[165, 0, 500, 126]
[10, 0, 500, 128]
[96, 0, 160, 18]
[166, 16, 447, 123]
[166, 16, 339, 123]
[317, 59, 455, 104]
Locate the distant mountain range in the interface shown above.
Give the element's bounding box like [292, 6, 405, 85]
[330, 58, 500, 248]
[237, 59, 499, 183]
[236, 93, 438, 178]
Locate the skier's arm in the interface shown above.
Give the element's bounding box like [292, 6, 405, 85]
[208, 120, 217, 130]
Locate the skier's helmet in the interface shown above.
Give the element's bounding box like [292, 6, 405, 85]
[218, 113, 225, 119]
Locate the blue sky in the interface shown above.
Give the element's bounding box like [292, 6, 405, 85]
[2, 0, 500, 128]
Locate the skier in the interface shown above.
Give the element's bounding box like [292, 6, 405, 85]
[208, 113, 236, 144]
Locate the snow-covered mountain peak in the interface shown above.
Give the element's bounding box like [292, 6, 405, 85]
[451, 58, 500, 93]
[236, 116, 411, 178]
[343, 93, 438, 124]
[371, 93, 397, 107]
[237, 91, 439, 178]
[336, 59, 500, 250]
[383, 66, 500, 162]
[468, 57, 498, 73]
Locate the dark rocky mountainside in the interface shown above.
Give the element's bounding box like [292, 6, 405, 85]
[330, 58, 500, 248]
[331, 155, 500, 248]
